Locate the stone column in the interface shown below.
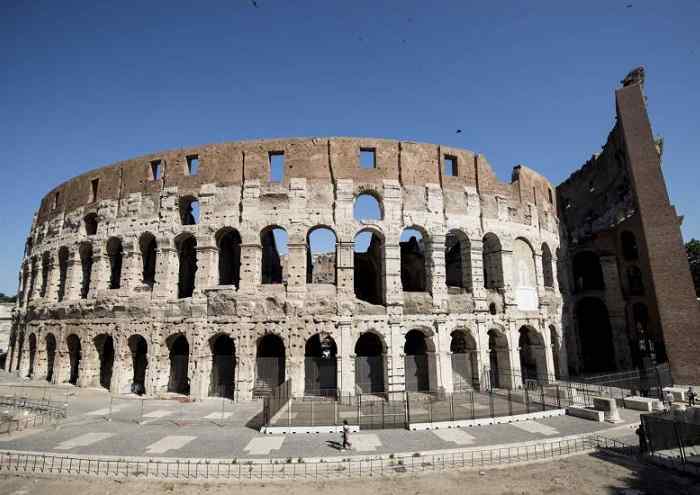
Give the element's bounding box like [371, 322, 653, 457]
[501, 247, 515, 308]
[153, 242, 177, 300]
[469, 238, 487, 311]
[120, 239, 140, 292]
[88, 245, 106, 298]
[65, 249, 82, 301]
[508, 322, 522, 389]
[44, 253, 59, 303]
[430, 234, 448, 311]
[337, 318, 355, 396]
[286, 240, 307, 298]
[384, 243, 402, 307]
[336, 240, 355, 302]
[235, 330, 254, 401]
[238, 243, 261, 292]
[195, 237, 217, 296]
[434, 319, 452, 394]
[387, 318, 404, 394]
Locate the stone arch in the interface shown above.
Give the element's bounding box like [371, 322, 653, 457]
[139, 232, 157, 288]
[487, 328, 511, 389]
[482, 233, 504, 289]
[626, 265, 644, 295]
[179, 195, 199, 225]
[354, 228, 385, 305]
[79, 242, 93, 299]
[216, 228, 242, 288]
[306, 226, 337, 285]
[575, 297, 615, 373]
[572, 251, 605, 292]
[27, 333, 37, 378]
[94, 333, 115, 390]
[57, 246, 70, 302]
[209, 333, 236, 399]
[621, 231, 639, 261]
[260, 226, 287, 284]
[255, 333, 285, 396]
[45, 333, 57, 383]
[15, 332, 25, 372]
[304, 333, 338, 396]
[550, 325, 561, 380]
[84, 213, 98, 236]
[518, 326, 546, 382]
[354, 331, 386, 394]
[541, 242, 554, 288]
[175, 234, 197, 298]
[353, 192, 383, 221]
[445, 230, 472, 291]
[450, 328, 479, 390]
[106, 237, 124, 290]
[513, 238, 539, 310]
[400, 227, 429, 292]
[66, 334, 81, 385]
[128, 334, 148, 395]
[39, 252, 51, 298]
[166, 333, 190, 395]
[403, 328, 436, 392]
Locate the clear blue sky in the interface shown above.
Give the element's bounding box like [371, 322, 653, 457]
[1, 0, 698, 295]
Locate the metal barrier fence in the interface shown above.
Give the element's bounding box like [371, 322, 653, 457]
[0, 435, 622, 480]
[262, 379, 292, 426]
[0, 396, 67, 434]
[641, 409, 700, 473]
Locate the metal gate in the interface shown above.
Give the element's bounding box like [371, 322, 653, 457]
[357, 395, 406, 430]
[451, 353, 476, 391]
[355, 356, 385, 394]
[404, 354, 429, 392]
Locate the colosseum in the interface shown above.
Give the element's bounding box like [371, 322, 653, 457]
[4, 70, 699, 402]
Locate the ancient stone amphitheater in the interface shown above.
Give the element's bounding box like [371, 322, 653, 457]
[7, 138, 563, 400]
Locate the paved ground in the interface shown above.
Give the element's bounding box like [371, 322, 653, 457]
[0, 371, 641, 460]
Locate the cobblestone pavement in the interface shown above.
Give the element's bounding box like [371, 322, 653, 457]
[0, 372, 640, 460]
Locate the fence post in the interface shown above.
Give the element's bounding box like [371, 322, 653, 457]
[489, 390, 495, 418]
[310, 399, 314, 427]
[540, 385, 545, 411]
[449, 393, 454, 422]
[524, 387, 530, 413]
[405, 391, 411, 425]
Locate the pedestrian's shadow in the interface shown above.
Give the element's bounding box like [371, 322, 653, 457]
[326, 440, 344, 451]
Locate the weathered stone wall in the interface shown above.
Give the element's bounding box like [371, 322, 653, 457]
[0, 303, 12, 358]
[9, 137, 563, 399]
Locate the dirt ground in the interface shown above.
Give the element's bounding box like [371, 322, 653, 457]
[0, 452, 698, 495]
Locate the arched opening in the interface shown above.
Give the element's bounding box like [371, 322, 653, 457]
[488, 329, 510, 389]
[217, 228, 241, 288]
[176, 235, 197, 298]
[445, 230, 472, 291]
[572, 251, 605, 292]
[79, 242, 93, 299]
[627, 265, 644, 295]
[353, 192, 383, 221]
[84, 213, 98, 236]
[128, 335, 148, 395]
[518, 326, 546, 382]
[57, 247, 69, 302]
[450, 329, 479, 390]
[550, 325, 561, 380]
[179, 196, 200, 225]
[306, 227, 337, 284]
[575, 297, 615, 373]
[94, 334, 115, 390]
[400, 228, 428, 292]
[404, 329, 434, 392]
[482, 233, 504, 289]
[45, 333, 57, 382]
[354, 229, 384, 305]
[354, 332, 385, 394]
[39, 252, 50, 298]
[167, 334, 190, 395]
[15, 332, 25, 372]
[513, 238, 539, 310]
[27, 333, 37, 378]
[106, 238, 123, 290]
[66, 334, 81, 385]
[260, 226, 288, 284]
[210, 334, 236, 399]
[139, 233, 157, 288]
[541, 243, 554, 288]
[621, 231, 639, 261]
[255, 334, 285, 396]
[304, 333, 337, 396]
[28, 258, 37, 301]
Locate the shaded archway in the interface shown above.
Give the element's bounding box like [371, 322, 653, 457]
[210, 334, 236, 399]
[575, 297, 615, 373]
[306, 227, 337, 285]
[482, 233, 504, 289]
[39, 252, 50, 298]
[627, 265, 644, 295]
[84, 213, 98, 236]
[621, 231, 639, 261]
[260, 226, 287, 284]
[27, 333, 37, 378]
[139, 233, 157, 287]
[304, 333, 337, 396]
[400, 228, 428, 292]
[445, 230, 472, 290]
[217, 228, 241, 288]
[106, 238, 123, 290]
[57, 247, 70, 302]
[179, 196, 199, 225]
[46, 333, 57, 383]
[450, 329, 479, 390]
[541, 243, 554, 288]
[94, 334, 115, 390]
[572, 251, 605, 292]
[518, 326, 546, 382]
[404, 329, 435, 392]
[354, 229, 384, 305]
[176, 235, 197, 298]
[550, 325, 561, 380]
[79, 242, 93, 299]
[66, 334, 81, 385]
[128, 335, 148, 395]
[167, 334, 190, 395]
[488, 329, 510, 389]
[255, 334, 285, 396]
[354, 332, 385, 394]
[15, 332, 24, 372]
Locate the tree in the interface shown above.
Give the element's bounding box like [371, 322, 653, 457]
[686, 239, 700, 297]
[0, 292, 17, 303]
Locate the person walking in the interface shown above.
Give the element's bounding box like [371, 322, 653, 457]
[342, 419, 352, 450]
[635, 424, 648, 456]
[688, 386, 697, 407]
[664, 389, 674, 411]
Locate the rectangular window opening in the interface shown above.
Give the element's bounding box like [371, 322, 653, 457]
[186, 155, 199, 176]
[151, 159, 162, 180]
[444, 155, 458, 177]
[548, 188, 553, 204]
[53, 192, 59, 210]
[360, 148, 376, 169]
[90, 178, 99, 203]
[269, 151, 285, 182]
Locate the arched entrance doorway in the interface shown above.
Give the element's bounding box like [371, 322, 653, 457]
[450, 329, 479, 391]
[27, 333, 37, 378]
[355, 332, 385, 394]
[66, 334, 81, 385]
[210, 334, 236, 399]
[255, 334, 285, 397]
[518, 326, 546, 382]
[167, 334, 190, 395]
[304, 333, 337, 396]
[404, 329, 434, 392]
[575, 297, 615, 373]
[550, 326, 561, 380]
[46, 334, 57, 383]
[94, 334, 115, 390]
[488, 329, 510, 389]
[128, 335, 148, 395]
